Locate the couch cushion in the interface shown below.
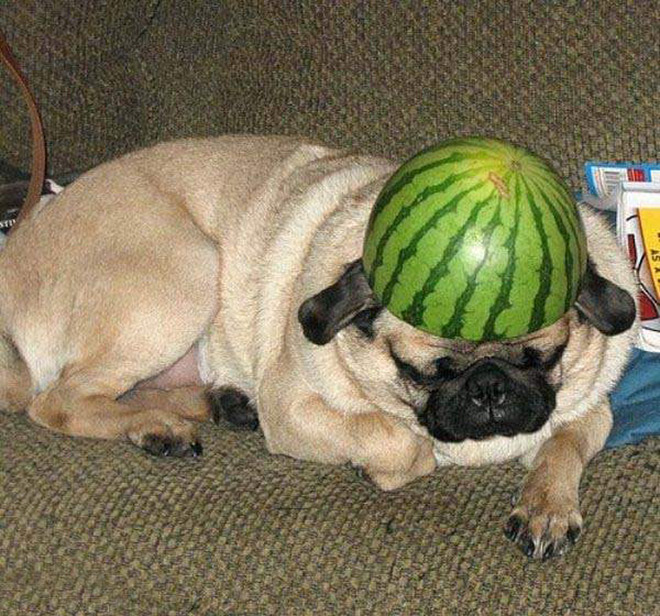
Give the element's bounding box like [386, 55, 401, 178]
[1, 411, 657, 615]
[1, 1, 658, 189]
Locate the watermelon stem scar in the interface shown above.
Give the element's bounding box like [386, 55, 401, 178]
[487, 172, 510, 200]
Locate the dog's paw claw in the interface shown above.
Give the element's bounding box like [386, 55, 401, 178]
[567, 524, 581, 545]
[141, 433, 202, 458]
[503, 514, 523, 541]
[505, 500, 583, 560]
[520, 532, 536, 558]
[542, 543, 555, 561]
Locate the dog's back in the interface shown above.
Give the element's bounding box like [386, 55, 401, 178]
[0, 135, 319, 394]
[0, 134, 389, 455]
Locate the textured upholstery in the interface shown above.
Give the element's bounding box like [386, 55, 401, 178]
[2, 413, 658, 615]
[1, 2, 658, 188]
[1, 2, 658, 614]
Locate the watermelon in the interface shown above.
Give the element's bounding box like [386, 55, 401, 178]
[362, 137, 587, 341]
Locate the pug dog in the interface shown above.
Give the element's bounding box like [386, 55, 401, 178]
[0, 135, 636, 559]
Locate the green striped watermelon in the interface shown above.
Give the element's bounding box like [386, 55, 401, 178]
[362, 137, 587, 341]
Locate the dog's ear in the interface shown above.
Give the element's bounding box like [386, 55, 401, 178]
[575, 259, 636, 335]
[298, 260, 377, 345]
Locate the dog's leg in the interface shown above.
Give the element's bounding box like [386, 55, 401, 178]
[29, 374, 207, 456]
[505, 401, 613, 559]
[24, 257, 217, 455]
[261, 384, 436, 490]
[25, 292, 216, 455]
[12, 206, 219, 453]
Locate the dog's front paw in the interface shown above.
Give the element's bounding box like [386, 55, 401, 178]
[505, 491, 582, 560]
[207, 386, 259, 431]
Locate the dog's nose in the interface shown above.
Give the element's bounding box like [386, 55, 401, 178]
[466, 364, 508, 419]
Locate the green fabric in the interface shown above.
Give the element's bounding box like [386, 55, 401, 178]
[2, 412, 658, 615]
[1, 2, 659, 613]
[1, 2, 658, 188]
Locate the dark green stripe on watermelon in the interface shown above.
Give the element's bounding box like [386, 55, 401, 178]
[367, 168, 488, 291]
[537, 178, 588, 278]
[377, 179, 488, 306]
[440, 200, 503, 339]
[481, 184, 522, 341]
[522, 179, 555, 333]
[526, 179, 577, 312]
[400, 189, 495, 328]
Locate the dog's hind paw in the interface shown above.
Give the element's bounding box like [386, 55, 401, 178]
[140, 433, 203, 458]
[206, 386, 259, 431]
[128, 413, 202, 458]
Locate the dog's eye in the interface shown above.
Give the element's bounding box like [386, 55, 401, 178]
[392, 354, 427, 385]
[520, 345, 565, 370]
[434, 357, 457, 379]
[521, 347, 542, 368]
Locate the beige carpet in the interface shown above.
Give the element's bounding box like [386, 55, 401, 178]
[1, 410, 658, 615]
[1, 1, 658, 190]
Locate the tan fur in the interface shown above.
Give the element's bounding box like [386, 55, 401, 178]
[0, 136, 637, 556]
[511, 400, 613, 558]
[0, 334, 31, 412]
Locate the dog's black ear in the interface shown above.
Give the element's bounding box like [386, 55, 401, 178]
[298, 260, 377, 345]
[575, 259, 636, 335]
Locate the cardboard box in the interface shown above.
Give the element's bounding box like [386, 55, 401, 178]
[615, 181, 660, 351]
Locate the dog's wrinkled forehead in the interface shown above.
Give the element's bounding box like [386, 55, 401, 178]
[381, 309, 571, 368]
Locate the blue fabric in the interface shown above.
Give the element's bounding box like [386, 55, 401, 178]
[607, 349, 660, 447]
[590, 208, 660, 447]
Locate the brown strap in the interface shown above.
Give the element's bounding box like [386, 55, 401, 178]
[0, 31, 46, 232]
